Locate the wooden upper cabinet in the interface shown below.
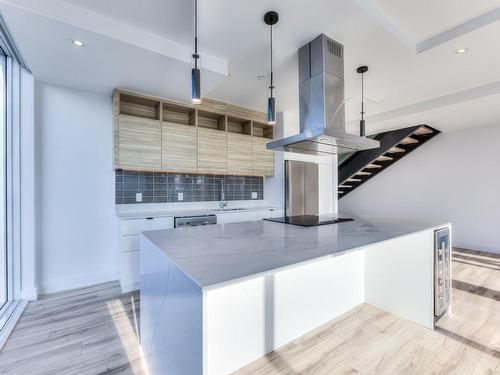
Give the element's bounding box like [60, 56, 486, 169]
[252, 122, 274, 176]
[113, 90, 275, 176]
[252, 137, 274, 176]
[197, 128, 227, 174]
[227, 117, 252, 175]
[162, 122, 197, 173]
[118, 114, 162, 170]
[161, 104, 197, 173]
[227, 133, 253, 175]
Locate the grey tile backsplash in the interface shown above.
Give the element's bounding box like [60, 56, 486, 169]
[115, 170, 264, 204]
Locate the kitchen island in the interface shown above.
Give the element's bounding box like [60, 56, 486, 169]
[140, 217, 451, 375]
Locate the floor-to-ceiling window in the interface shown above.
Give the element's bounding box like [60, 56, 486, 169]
[0, 16, 32, 346]
[0, 49, 7, 314]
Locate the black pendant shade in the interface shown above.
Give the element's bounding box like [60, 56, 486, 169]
[267, 96, 276, 125]
[192, 67, 201, 104]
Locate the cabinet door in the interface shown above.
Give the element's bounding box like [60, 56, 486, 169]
[118, 114, 161, 170]
[252, 137, 274, 176]
[197, 128, 227, 173]
[162, 122, 197, 173]
[227, 133, 252, 175]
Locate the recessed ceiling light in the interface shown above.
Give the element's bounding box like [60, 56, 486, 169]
[71, 39, 84, 47]
[455, 48, 468, 54]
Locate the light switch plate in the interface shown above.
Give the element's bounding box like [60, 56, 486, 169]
[252, 192, 258, 199]
[136, 193, 143, 202]
[178, 192, 184, 201]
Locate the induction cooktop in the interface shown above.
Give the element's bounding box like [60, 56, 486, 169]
[264, 215, 354, 227]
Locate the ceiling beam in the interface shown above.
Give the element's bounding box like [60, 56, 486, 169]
[347, 80, 500, 127]
[417, 6, 500, 53]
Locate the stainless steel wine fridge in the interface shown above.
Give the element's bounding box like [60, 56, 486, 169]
[434, 227, 451, 320]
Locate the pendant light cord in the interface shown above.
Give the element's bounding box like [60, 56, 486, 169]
[193, 0, 199, 69]
[360, 72, 364, 121]
[269, 24, 274, 97]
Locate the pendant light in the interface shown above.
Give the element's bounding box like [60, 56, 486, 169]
[264, 11, 279, 125]
[192, 0, 201, 104]
[357, 65, 368, 137]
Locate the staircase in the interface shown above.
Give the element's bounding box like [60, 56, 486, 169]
[338, 125, 441, 199]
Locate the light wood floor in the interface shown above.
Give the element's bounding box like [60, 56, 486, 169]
[0, 282, 146, 375]
[235, 248, 500, 375]
[0, 248, 498, 375]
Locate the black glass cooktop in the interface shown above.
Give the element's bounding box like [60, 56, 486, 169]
[264, 215, 354, 227]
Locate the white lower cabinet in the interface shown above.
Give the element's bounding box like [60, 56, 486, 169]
[119, 216, 174, 292]
[118, 210, 283, 292]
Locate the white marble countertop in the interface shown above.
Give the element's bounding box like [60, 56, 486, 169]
[116, 206, 280, 219]
[142, 216, 449, 289]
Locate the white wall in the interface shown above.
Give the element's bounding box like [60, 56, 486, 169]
[340, 124, 500, 254]
[36, 82, 119, 293]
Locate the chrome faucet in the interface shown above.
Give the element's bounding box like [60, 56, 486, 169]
[220, 181, 227, 209]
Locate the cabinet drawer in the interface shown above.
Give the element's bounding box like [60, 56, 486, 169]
[120, 250, 140, 290]
[257, 209, 284, 220]
[121, 235, 140, 252]
[120, 217, 174, 235]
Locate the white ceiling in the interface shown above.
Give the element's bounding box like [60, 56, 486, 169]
[2, 0, 500, 134]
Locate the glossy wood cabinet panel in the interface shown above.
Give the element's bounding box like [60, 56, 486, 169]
[118, 114, 161, 170]
[162, 122, 197, 173]
[197, 128, 227, 173]
[227, 133, 253, 175]
[252, 137, 274, 176]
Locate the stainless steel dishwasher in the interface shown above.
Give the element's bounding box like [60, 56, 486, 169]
[174, 214, 217, 228]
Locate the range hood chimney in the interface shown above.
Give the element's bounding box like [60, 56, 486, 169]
[267, 34, 379, 155]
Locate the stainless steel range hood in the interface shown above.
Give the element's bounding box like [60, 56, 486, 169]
[267, 34, 379, 156]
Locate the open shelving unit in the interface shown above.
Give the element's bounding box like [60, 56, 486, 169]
[197, 110, 226, 131]
[162, 102, 195, 126]
[227, 116, 252, 135]
[113, 89, 275, 176]
[120, 93, 161, 120]
[252, 122, 274, 139]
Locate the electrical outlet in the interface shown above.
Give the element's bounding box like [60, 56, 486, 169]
[136, 193, 143, 202]
[251, 192, 258, 199]
[178, 192, 183, 201]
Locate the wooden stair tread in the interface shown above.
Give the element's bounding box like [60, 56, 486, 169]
[399, 137, 419, 145]
[376, 155, 393, 162]
[355, 171, 371, 176]
[346, 178, 361, 182]
[366, 164, 382, 169]
[413, 126, 433, 136]
[387, 146, 405, 154]
[339, 185, 352, 188]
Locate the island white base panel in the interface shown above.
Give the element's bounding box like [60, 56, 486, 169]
[204, 230, 435, 375]
[204, 250, 364, 375]
[141, 228, 438, 375]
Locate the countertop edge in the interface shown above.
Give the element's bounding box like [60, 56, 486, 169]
[142, 221, 451, 291]
[200, 222, 451, 291]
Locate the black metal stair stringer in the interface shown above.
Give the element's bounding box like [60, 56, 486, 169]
[338, 125, 441, 198]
